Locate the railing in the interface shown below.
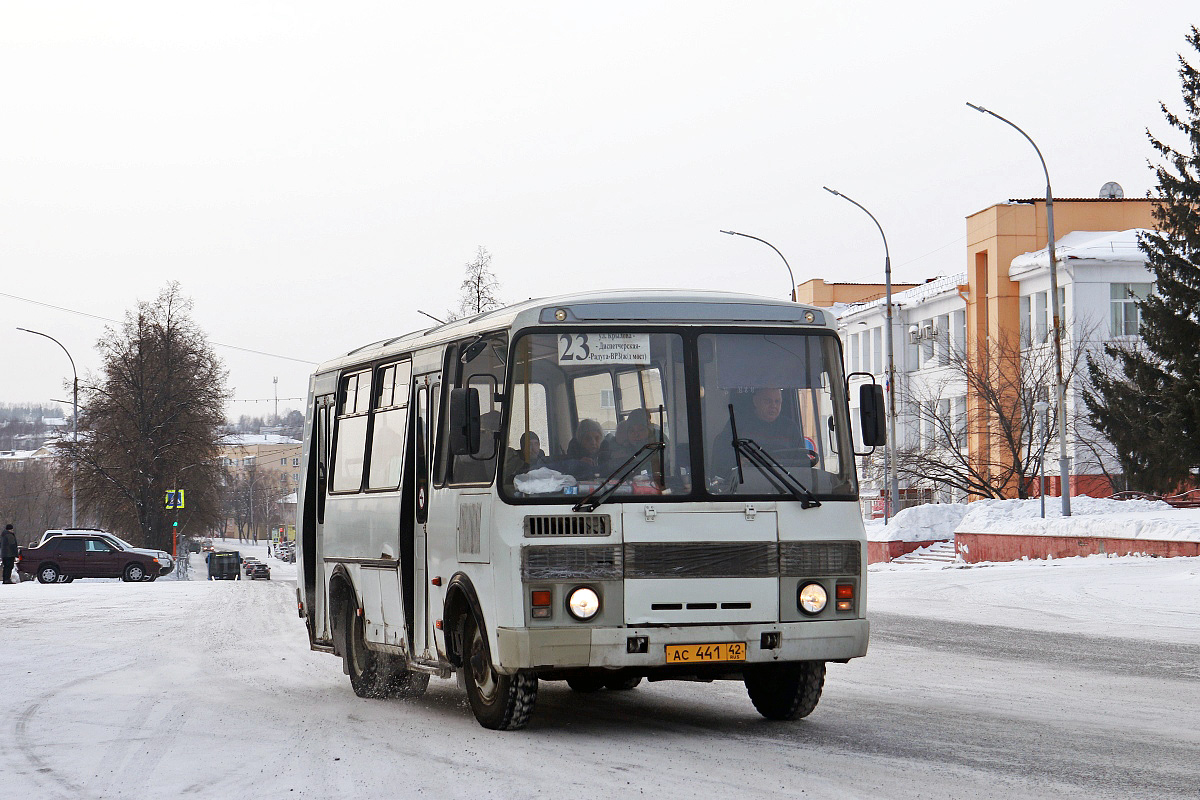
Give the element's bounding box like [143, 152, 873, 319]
[1109, 489, 1200, 509]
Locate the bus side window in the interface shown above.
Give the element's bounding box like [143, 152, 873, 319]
[449, 334, 507, 485]
[331, 370, 371, 493]
[431, 347, 453, 487]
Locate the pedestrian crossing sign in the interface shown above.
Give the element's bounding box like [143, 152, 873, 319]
[165, 489, 185, 509]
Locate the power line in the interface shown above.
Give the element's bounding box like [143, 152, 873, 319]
[1, 290, 318, 365]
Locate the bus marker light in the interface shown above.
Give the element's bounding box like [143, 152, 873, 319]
[836, 584, 854, 600]
[435, 619, 443, 630]
[531, 590, 552, 607]
[431, 576, 442, 586]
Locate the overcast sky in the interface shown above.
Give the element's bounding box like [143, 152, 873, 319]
[3, 2, 1196, 421]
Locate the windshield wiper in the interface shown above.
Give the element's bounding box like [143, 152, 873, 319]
[727, 404, 821, 509]
[572, 442, 665, 513]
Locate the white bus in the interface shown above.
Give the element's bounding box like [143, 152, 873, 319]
[296, 289, 885, 730]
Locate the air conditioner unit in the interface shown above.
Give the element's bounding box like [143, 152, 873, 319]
[928, 322, 940, 337]
[919, 322, 934, 339]
[908, 325, 920, 344]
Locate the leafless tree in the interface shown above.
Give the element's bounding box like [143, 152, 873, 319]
[0, 462, 73, 544]
[449, 246, 501, 320]
[894, 329, 1098, 499]
[57, 283, 229, 550]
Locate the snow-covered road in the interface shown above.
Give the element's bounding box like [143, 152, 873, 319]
[2, 550, 1197, 799]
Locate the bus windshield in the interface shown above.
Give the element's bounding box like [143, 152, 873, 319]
[500, 329, 856, 503]
[501, 331, 690, 500]
[699, 332, 856, 498]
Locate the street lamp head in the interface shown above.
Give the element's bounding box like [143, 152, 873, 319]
[965, 101, 988, 114]
[1032, 401, 1051, 414]
[821, 186, 841, 197]
[719, 229, 738, 236]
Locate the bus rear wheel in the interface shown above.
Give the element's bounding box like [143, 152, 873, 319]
[744, 661, 825, 721]
[343, 604, 386, 698]
[461, 612, 537, 730]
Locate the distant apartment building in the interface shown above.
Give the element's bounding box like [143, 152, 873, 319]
[818, 193, 1157, 504]
[219, 433, 303, 539]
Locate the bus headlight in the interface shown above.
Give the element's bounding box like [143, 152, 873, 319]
[566, 587, 601, 621]
[797, 582, 827, 615]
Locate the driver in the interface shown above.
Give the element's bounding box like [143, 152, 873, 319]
[713, 388, 813, 477]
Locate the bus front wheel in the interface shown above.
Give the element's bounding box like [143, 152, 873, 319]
[461, 612, 537, 730]
[744, 661, 825, 721]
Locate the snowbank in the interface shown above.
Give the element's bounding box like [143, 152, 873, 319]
[956, 496, 1200, 542]
[864, 502, 969, 543]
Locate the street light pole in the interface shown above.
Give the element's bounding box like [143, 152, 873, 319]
[1033, 400, 1050, 519]
[719, 230, 797, 301]
[966, 103, 1071, 515]
[18, 327, 78, 527]
[822, 188, 900, 522]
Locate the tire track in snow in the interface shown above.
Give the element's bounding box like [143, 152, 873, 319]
[10, 660, 136, 800]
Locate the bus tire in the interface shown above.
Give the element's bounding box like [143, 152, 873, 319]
[744, 661, 825, 721]
[461, 611, 537, 730]
[343, 603, 387, 698]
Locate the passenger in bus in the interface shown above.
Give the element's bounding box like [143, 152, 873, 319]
[599, 409, 664, 478]
[505, 431, 547, 476]
[562, 418, 604, 476]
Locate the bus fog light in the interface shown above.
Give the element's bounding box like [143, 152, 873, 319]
[798, 582, 827, 615]
[567, 587, 601, 621]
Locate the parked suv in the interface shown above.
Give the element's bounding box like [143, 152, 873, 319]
[37, 529, 174, 576]
[19, 533, 162, 583]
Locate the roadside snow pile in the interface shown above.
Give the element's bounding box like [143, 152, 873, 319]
[864, 502, 969, 542]
[956, 495, 1200, 542]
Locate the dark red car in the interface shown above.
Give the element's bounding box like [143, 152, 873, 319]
[19, 534, 161, 583]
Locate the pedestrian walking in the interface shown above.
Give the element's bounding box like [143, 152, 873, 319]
[2, 523, 19, 584]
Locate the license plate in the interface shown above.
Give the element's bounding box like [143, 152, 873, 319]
[664, 642, 746, 664]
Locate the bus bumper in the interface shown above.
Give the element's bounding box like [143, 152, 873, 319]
[494, 618, 869, 673]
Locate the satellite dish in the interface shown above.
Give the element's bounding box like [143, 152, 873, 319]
[1099, 181, 1124, 199]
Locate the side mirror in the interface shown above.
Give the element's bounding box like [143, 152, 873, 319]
[448, 387, 482, 455]
[859, 384, 886, 447]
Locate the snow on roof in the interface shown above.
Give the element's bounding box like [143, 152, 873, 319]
[1010, 229, 1151, 274]
[836, 272, 967, 321]
[220, 434, 302, 446]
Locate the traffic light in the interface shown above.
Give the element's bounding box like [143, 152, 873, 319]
[172, 521, 178, 527]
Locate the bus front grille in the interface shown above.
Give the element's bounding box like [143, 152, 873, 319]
[779, 541, 860, 576]
[522, 544, 622, 580]
[625, 542, 778, 579]
[524, 514, 610, 538]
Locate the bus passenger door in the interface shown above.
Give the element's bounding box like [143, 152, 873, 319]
[411, 377, 439, 660]
[304, 394, 334, 641]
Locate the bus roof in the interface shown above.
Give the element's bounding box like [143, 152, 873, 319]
[314, 289, 830, 375]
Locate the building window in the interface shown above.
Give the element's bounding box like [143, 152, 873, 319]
[872, 328, 882, 376]
[1110, 283, 1152, 337]
[1034, 292, 1048, 343]
[292, 457, 300, 467]
[280, 457, 286, 466]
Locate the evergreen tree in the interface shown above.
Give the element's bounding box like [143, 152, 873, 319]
[1085, 27, 1200, 492]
